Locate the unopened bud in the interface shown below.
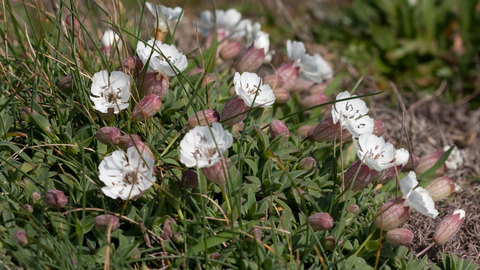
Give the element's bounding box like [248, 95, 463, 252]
[346, 204, 359, 214]
[402, 153, 420, 172]
[57, 75, 74, 94]
[44, 189, 68, 210]
[132, 94, 162, 121]
[130, 248, 141, 260]
[344, 159, 382, 191]
[263, 74, 284, 90]
[308, 116, 351, 143]
[425, 176, 455, 202]
[96, 127, 122, 146]
[309, 83, 328, 95]
[65, 15, 80, 38]
[300, 93, 328, 109]
[35, 93, 44, 103]
[290, 80, 314, 92]
[297, 125, 315, 138]
[272, 88, 290, 104]
[298, 157, 316, 170]
[22, 204, 34, 214]
[117, 56, 144, 78]
[247, 228, 262, 242]
[173, 232, 185, 244]
[416, 151, 446, 175]
[220, 96, 249, 126]
[220, 41, 242, 60]
[269, 120, 290, 138]
[127, 141, 154, 160]
[373, 120, 386, 137]
[140, 72, 169, 100]
[94, 214, 120, 233]
[235, 45, 265, 73]
[324, 235, 342, 250]
[201, 73, 217, 88]
[182, 170, 199, 189]
[386, 228, 414, 246]
[118, 134, 141, 150]
[14, 229, 28, 247]
[201, 157, 229, 186]
[20, 108, 31, 122]
[232, 121, 245, 135]
[374, 198, 410, 231]
[275, 62, 299, 91]
[31, 191, 41, 202]
[160, 217, 176, 239]
[308, 212, 334, 231]
[433, 209, 465, 245]
[187, 109, 220, 129]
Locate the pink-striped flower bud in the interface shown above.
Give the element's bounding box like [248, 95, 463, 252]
[378, 164, 403, 184]
[402, 153, 420, 172]
[307, 116, 351, 143]
[324, 235, 342, 250]
[57, 75, 74, 94]
[182, 170, 199, 189]
[309, 83, 328, 95]
[373, 120, 386, 137]
[205, 30, 227, 50]
[140, 72, 170, 100]
[44, 189, 68, 210]
[94, 214, 120, 233]
[297, 125, 315, 138]
[269, 120, 290, 138]
[300, 93, 328, 109]
[220, 96, 249, 126]
[290, 80, 314, 93]
[308, 212, 334, 231]
[117, 56, 144, 78]
[187, 109, 220, 129]
[385, 228, 414, 246]
[220, 41, 242, 60]
[416, 151, 446, 175]
[65, 15, 80, 38]
[118, 134, 141, 150]
[275, 62, 299, 91]
[273, 88, 290, 104]
[346, 204, 359, 214]
[235, 45, 265, 73]
[374, 198, 410, 231]
[14, 229, 28, 247]
[232, 121, 245, 135]
[200, 157, 229, 186]
[344, 159, 383, 191]
[96, 127, 122, 146]
[425, 176, 455, 202]
[263, 74, 284, 90]
[201, 73, 217, 88]
[22, 204, 34, 214]
[433, 209, 465, 245]
[298, 157, 316, 170]
[132, 94, 162, 121]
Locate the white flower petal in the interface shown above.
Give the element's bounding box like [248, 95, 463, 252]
[400, 171, 418, 199]
[406, 187, 438, 218]
[395, 148, 410, 166]
[234, 72, 275, 108]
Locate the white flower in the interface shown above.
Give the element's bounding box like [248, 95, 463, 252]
[354, 133, 395, 171]
[346, 115, 375, 137]
[400, 171, 439, 218]
[99, 146, 156, 200]
[136, 39, 187, 77]
[198, 9, 246, 38]
[286, 40, 333, 83]
[234, 72, 276, 108]
[245, 21, 273, 63]
[395, 148, 410, 166]
[90, 70, 130, 114]
[101, 29, 121, 48]
[332, 91, 373, 136]
[145, 2, 184, 32]
[180, 122, 233, 168]
[443, 145, 463, 170]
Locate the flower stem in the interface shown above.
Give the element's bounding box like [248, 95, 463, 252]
[416, 242, 434, 257]
[354, 227, 377, 256]
[220, 183, 232, 215]
[176, 208, 184, 221]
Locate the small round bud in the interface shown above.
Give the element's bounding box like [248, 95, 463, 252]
[374, 198, 410, 231]
[235, 45, 265, 73]
[130, 248, 141, 260]
[14, 229, 28, 247]
[263, 74, 284, 90]
[22, 204, 34, 214]
[118, 134, 141, 150]
[117, 56, 144, 78]
[416, 150, 446, 175]
[324, 235, 342, 250]
[269, 120, 290, 138]
[300, 93, 328, 109]
[182, 170, 199, 189]
[220, 41, 242, 60]
[160, 217, 176, 240]
[346, 204, 359, 214]
[127, 141, 155, 160]
[65, 14, 80, 38]
[309, 83, 328, 95]
[132, 94, 162, 121]
[35, 93, 44, 103]
[290, 80, 314, 92]
[187, 109, 220, 129]
[308, 116, 351, 143]
[96, 127, 122, 146]
[433, 209, 465, 245]
[20, 108, 31, 122]
[275, 62, 299, 91]
[386, 228, 414, 246]
[201, 73, 217, 88]
[173, 232, 185, 244]
[94, 214, 120, 233]
[44, 189, 68, 210]
[247, 228, 262, 242]
[308, 212, 334, 231]
[298, 157, 316, 170]
[220, 96, 249, 126]
[57, 75, 74, 94]
[272, 88, 290, 104]
[297, 125, 315, 138]
[425, 176, 455, 202]
[31, 191, 41, 202]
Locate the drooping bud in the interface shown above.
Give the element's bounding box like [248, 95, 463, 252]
[201, 157, 229, 186]
[385, 228, 414, 246]
[416, 151, 446, 175]
[57, 75, 74, 94]
[298, 157, 316, 170]
[247, 228, 262, 242]
[65, 15, 80, 38]
[297, 125, 315, 138]
[374, 198, 410, 231]
[160, 217, 176, 240]
[140, 72, 170, 100]
[275, 62, 299, 91]
[290, 80, 314, 93]
[346, 204, 359, 214]
[308, 212, 334, 231]
[343, 159, 383, 191]
[14, 229, 28, 247]
[324, 235, 342, 250]
[220, 41, 242, 60]
[118, 134, 141, 150]
[309, 83, 328, 95]
[269, 120, 290, 138]
[263, 74, 284, 90]
[308, 116, 351, 143]
[21, 204, 34, 214]
[235, 45, 265, 73]
[94, 214, 120, 233]
[300, 93, 328, 109]
[425, 176, 455, 202]
[96, 127, 122, 146]
[433, 209, 465, 245]
[44, 189, 68, 210]
[131, 94, 162, 121]
[200, 73, 217, 88]
[220, 96, 249, 126]
[372, 120, 386, 137]
[232, 121, 245, 135]
[272, 88, 290, 104]
[187, 109, 220, 129]
[117, 56, 144, 78]
[402, 153, 420, 172]
[182, 170, 199, 189]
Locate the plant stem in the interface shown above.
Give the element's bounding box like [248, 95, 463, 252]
[416, 242, 434, 257]
[354, 227, 377, 256]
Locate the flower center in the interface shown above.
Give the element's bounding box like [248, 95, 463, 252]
[122, 165, 139, 187]
[100, 85, 122, 104]
[191, 136, 219, 164]
[245, 83, 261, 99]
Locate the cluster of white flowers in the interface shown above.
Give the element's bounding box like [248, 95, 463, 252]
[136, 39, 188, 76]
[286, 40, 333, 83]
[145, 2, 184, 32]
[244, 21, 273, 63]
[198, 9, 247, 38]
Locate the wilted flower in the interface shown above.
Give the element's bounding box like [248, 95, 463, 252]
[187, 109, 220, 129]
[286, 40, 333, 83]
[234, 72, 275, 108]
[161, 217, 176, 239]
[136, 39, 188, 77]
[98, 145, 156, 200]
[308, 212, 334, 231]
[131, 94, 162, 121]
[374, 198, 410, 231]
[269, 120, 289, 138]
[443, 145, 463, 170]
[416, 150, 446, 175]
[433, 209, 465, 245]
[145, 2, 183, 32]
[386, 228, 414, 246]
[198, 9, 246, 38]
[400, 171, 438, 218]
[95, 214, 120, 233]
[180, 122, 233, 168]
[332, 91, 373, 137]
[44, 189, 68, 210]
[96, 127, 122, 146]
[90, 70, 130, 114]
[425, 176, 455, 202]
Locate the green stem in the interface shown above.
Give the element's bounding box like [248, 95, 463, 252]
[220, 183, 232, 215]
[354, 227, 377, 256]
